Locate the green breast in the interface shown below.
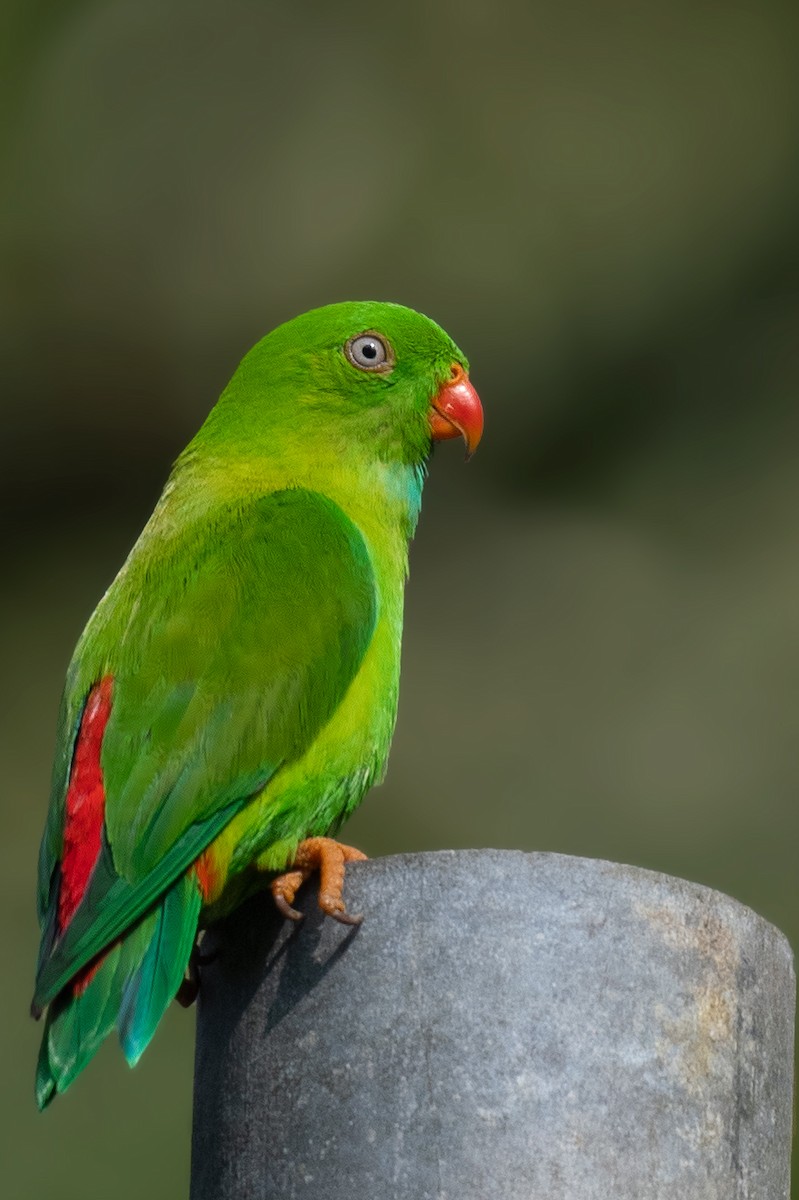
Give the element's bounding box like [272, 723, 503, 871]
[198, 456, 422, 900]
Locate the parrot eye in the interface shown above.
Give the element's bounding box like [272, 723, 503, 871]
[345, 332, 394, 373]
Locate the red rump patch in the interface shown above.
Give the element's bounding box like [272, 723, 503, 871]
[58, 676, 114, 938]
[194, 848, 220, 903]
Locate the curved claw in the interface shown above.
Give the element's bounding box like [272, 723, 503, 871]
[318, 887, 364, 926]
[175, 975, 200, 1008]
[330, 908, 363, 927]
[176, 942, 201, 1007]
[273, 892, 305, 922]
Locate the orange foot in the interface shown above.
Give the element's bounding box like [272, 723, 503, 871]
[271, 837, 367, 926]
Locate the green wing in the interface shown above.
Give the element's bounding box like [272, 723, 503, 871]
[34, 488, 377, 1008]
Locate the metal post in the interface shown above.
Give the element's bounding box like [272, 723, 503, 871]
[191, 850, 794, 1199]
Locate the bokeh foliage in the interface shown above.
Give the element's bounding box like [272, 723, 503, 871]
[2, 1, 797, 1195]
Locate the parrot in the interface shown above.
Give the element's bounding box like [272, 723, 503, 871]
[32, 300, 483, 1108]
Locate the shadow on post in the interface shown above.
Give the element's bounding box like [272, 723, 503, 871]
[191, 850, 795, 1200]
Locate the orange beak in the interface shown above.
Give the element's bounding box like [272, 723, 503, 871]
[429, 364, 484, 459]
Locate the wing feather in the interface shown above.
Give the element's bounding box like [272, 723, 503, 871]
[34, 488, 376, 1008]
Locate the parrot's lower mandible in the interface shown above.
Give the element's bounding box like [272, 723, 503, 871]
[32, 300, 483, 1108]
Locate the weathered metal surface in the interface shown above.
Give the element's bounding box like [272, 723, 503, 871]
[191, 850, 794, 1199]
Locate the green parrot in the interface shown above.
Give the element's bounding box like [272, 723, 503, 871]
[32, 300, 483, 1108]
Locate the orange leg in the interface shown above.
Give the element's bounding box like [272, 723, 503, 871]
[271, 837, 368, 926]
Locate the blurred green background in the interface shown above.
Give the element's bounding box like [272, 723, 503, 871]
[2, 0, 798, 1195]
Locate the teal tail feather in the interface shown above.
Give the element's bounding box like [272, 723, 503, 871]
[36, 873, 201, 1110]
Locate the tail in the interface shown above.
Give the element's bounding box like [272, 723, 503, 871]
[36, 872, 201, 1110]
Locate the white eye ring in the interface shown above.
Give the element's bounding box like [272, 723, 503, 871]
[345, 332, 394, 372]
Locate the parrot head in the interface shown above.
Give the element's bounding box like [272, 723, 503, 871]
[204, 301, 483, 467]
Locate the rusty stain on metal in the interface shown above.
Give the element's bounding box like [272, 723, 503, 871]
[193, 851, 795, 1200]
